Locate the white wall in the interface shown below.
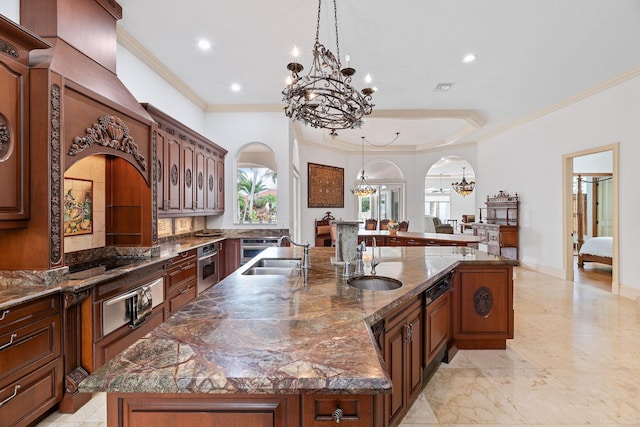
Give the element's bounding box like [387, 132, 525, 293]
[477, 73, 640, 297]
[297, 141, 478, 247]
[203, 112, 290, 231]
[116, 44, 206, 133]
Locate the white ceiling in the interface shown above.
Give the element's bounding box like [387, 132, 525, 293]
[117, 0, 640, 152]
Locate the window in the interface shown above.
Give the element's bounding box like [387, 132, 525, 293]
[353, 160, 405, 226]
[235, 143, 277, 224]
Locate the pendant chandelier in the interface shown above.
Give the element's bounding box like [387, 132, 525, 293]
[282, 0, 375, 131]
[452, 167, 475, 197]
[351, 137, 376, 197]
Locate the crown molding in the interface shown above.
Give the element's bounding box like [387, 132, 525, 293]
[205, 104, 283, 113]
[116, 27, 208, 110]
[476, 66, 640, 142]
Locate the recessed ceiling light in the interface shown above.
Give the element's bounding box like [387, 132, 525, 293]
[462, 53, 476, 63]
[230, 83, 241, 92]
[198, 39, 211, 50]
[434, 83, 455, 92]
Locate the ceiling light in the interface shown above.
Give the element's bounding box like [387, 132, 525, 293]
[197, 39, 211, 50]
[462, 53, 476, 63]
[451, 167, 475, 197]
[230, 83, 241, 92]
[282, 0, 375, 131]
[351, 137, 377, 197]
[434, 83, 455, 92]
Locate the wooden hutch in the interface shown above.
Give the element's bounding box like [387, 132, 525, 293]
[474, 191, 519, 260]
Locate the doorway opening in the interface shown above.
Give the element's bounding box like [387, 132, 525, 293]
[562, 144, 619, 293]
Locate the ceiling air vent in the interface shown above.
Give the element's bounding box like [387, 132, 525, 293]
[434, 83, 455, 92]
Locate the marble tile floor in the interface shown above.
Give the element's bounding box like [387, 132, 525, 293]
[38, 267, 639, 426]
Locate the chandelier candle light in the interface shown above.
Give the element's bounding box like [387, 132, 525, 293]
[452, 167, 476, 197]
[351, 137, 376, 197]
[282, 0, 375, 131]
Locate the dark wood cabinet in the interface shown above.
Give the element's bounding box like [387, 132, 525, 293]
[0, 16, 49, 228]
[424, 289, 451, 365]
[302, 394, 374, 426]
[475, 191, 519, 259]
[0, 294, 62, 426]
[107, 393, 301, 427]
[165, 249, 197, 315]
[143, 104, 227, 217]
[220, 238, 241, 279]
[382, 295, 422, 427]
[156, 127, 182, 214]
[452, 265, 514, 349]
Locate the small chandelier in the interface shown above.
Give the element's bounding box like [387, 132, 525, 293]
[452, 167, 475, 197]
[351, 137, 376, 197]
[282, 0, 375, 131]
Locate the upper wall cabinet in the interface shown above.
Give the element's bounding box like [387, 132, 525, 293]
[0, 16, 49, 228]
[142, 104, 227, 217]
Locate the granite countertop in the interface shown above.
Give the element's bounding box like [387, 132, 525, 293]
[79, 245, 514, 396]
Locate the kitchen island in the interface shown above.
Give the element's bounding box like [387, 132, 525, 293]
[79, 246, 515, 426]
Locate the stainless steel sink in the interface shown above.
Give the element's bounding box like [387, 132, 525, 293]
[243, 266, 295, 276]
[252, 258, 301, 268]
[347, 276, 403, 291]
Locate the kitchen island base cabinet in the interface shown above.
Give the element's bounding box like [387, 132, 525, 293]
[382, 295, 422, 427]
[452, 265, 514, 349]
[107, 393, 301, 427]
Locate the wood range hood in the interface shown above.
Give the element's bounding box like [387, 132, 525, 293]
[0, 0, 156, 271]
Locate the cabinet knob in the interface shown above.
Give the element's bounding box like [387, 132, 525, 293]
[331, 407, 343, 423]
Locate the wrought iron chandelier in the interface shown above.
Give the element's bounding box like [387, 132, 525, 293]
[351, 137, 377, 197]
[282, 0, 375, 131]
[451, 167, 476, 197]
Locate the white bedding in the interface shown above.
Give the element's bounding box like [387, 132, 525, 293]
[579, 236, 613, 258]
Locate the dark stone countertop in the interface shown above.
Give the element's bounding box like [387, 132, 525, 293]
[79, 246, 514, 395]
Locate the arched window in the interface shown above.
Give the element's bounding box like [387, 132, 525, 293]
[235, 143, 277, 224]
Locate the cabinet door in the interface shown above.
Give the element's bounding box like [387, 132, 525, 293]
[0, 58, 29, 226]
[425, 290, 451, 365]
[452, 266, 514, 349]
[406, 305, 423, 402]
[166, 136, 181, 213]
[383, 319, 406, 426]
[222, 238, 241, 278]
[194, 146, 205, 211]
[216, 158, 225, 212]
[182, 143, 195, 212]
[156, 129, 167, 212]
[205, 152, 217, 212]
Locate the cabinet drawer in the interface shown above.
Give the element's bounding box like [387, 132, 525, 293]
[0, 357, 63, 427]
[302, 394, 372, 426]
[170, 249, 197, 265]
[166, 260, 197, 293]
[0, 294, 59, 336]
[167, 281, 197, 314]
[487, 231, 500, 244]
[0, 314, 60, 386]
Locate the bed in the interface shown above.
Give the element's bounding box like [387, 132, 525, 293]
[578, 236, 613, 267]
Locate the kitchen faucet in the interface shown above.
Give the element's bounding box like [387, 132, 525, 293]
[278, 236, 310, 269]
[354, 241, 365, 275]
[370, 237, 380, 275]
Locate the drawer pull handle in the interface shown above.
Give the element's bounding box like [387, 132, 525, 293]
[331, 407, 343, 423]
[0, 333, 17, 351]
[0, 310, 8, 321]
[181, 263, 193, 270]
[179, 286, 192, 295]
[0, 385, 20, 407]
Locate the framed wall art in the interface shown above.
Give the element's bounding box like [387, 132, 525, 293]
[63, 178, 93, 236]
[308, 162, 344, 208]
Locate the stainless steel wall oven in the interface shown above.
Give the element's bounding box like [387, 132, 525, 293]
[240, 237, 280, 264]
[197, 243, 220, 295]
